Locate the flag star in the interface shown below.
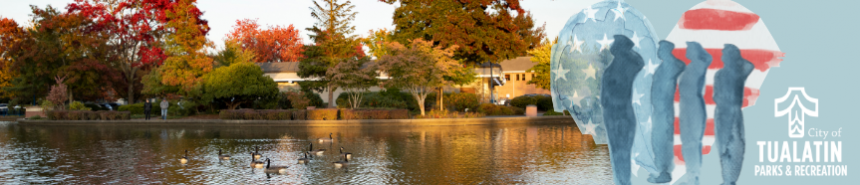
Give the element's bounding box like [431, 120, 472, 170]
[644, 59, 659, 76]
[630, 32, 642, 49]
[632, 89, 644, 106]
[641, 116, 652, 130]
[596, 34, 614, 52]
[612, 1, 628, 21]
[631, 153, 641, 177]
[568, 91, 585, 108]
[568, 34, 584, 53]
[553, 64, 570, 81]
[582, 64, 596, 80]
[584, 5, 599, 22]
[583, 120, 597, 135]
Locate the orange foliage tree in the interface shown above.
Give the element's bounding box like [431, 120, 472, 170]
[149, 0, 213, 96]
[0, 17, 24, 99]
[227, 19, 304, 63]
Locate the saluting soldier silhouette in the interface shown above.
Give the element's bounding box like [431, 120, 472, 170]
[601, 35, 644, 185]
[714, 44, 753, 185]
[678, 42, 711, 185]
[649, 40, 686, 183]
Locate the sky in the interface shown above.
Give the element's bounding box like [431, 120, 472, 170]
[0, 0, 603, 50]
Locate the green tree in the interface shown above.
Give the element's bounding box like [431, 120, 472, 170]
[380, 0, 545, 64]
[201, 62, 278, 109]
[301, 0, 365, 108]
[377, 39, 458, 116]
[214, 40, 257, 68]
[328, 57, 378, 109]
[526, 38, 557, 90]
[362, 28, 394, 59]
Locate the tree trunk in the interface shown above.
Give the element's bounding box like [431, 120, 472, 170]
[438, 88, 444, 111]
[327, 84, 335, 108]
[417, 95, 425, 116]
[127, 69, 136, 104]
[227, 102, 241, 110]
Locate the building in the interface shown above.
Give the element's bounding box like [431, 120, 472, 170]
[256, 56, 549, 106]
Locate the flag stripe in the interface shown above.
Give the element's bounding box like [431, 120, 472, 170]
[679, 8, 759, 31]
[671, 48, 785, 72]
[673, 145, 712, 162]
[673, 86, 761, 107]
[673, 117, 715, 135]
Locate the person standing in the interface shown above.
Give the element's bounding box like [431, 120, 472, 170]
[714, 44, 753, 185]
[160, 98, 169, 120]
[600, 35, 644, 185]
[144, 99, 152, 120]
[679, 42, 712, 184]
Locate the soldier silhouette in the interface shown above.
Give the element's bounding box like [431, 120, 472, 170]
[601, 35, 644, 185]
[649, 40, 686, 183]
[714, 44, 753, 185]
[678, 42, 711, 185]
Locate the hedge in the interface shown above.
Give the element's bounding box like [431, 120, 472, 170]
[118, 101, 195, 116]
[510, 94, 553, 111]
[478, 103, 525, 116]
[307, 109, 338, 120]
[339, 109, 402, 120]
[46, 111, 131, 120]
[415, 110, 485, 119]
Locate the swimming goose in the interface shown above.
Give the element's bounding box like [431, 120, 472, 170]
[309, 143, 326, 155]
[297, 152, 310, 164]
[332, 153, 349, 168]
[264, 158, 289, 174]
[340, 147, 352, 160]
[252, 146, 262, 160]
[180, 150, 189, 164]
[218, 149, 231, 160]
[317, 133, 333, 143]
[250, 153, 265, 168]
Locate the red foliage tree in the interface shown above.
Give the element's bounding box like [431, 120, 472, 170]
[227, 19, 305, 63]
[66, 0, 208, 103]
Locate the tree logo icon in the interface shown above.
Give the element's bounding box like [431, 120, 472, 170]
[774, 87, 819, 138]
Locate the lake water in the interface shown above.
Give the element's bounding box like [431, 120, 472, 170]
[0, 121, 611, 184]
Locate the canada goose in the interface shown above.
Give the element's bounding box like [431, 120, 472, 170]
[218, 149, 231, 160]
[264, 158, 289, 174]
[297, 152, 311, 164]
[180, 150, 189, 164]
[340, 147, 352, 160]
[309, 143, 326, 155]
[317, 133, 333, 143]
[252, 146, 262, 160]
[332, 153, 349, 168]
[250, 153, 265, 168]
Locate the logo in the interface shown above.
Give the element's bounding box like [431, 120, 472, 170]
[774, 87, 819, 138]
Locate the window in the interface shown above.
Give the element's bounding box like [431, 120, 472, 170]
[505, 74, 510, 81]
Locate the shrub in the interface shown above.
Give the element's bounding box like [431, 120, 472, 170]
[363, 110, 390, 119]
[510, 96, 536, 109]
[48, 110, 67, 120]
[87, 111, 101, 120]
[307, 109, 338, 120]
[241, 109, 261, 120]
[67, 111, 83, 120]
[286, 91, 311, 109]
[339, 109, 362, 120]
[478, 103, 522, 116]
[415, 110, 485, 119]
[41, 100, 54, 114]
[260, 110, 291, 120]
[444, 93, 480, 112]
[535, 95, 553, 111]
[118, 103, 146, 115]
[69, 101, 91, 111]
[292, 110, 307, 120]
[510, 95, 553, 111]
[390, 109, 410, 119]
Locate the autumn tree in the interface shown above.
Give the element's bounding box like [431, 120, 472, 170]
[377, 39, 458, 116]
[0, 17, 24, 100]
[151, 0, 213, 97]
[526, 38, 557, 90]
[227, 19, 304, 63]
[379, 0, 545, 64]
[47, 76, 68, 110]
[300, 0, 365, 108]
[362, 28, 394, 59]
[328, 57, 378, 109]
[201, 62, 278, 109]
[67, 0, 178, 104]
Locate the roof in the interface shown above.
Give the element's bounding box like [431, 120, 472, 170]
[257, 62, 300, 73]
[498, 56, 536, 72]
[477, 56, 536, 73]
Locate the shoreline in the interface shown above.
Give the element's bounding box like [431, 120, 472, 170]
[16, 116, 576, 127]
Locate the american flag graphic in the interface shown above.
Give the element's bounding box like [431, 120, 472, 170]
[664, 0, 784, 182]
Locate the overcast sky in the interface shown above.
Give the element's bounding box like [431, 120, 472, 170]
[0, 0, 603, 50]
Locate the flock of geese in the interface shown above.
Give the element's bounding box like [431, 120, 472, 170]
[178, 133, 351, 174]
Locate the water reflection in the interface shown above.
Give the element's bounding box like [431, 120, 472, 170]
[0, 121, 611, 184]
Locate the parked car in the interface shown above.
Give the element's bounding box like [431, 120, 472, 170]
[100, 103, 119, 111]
[0, 103, 7, 115]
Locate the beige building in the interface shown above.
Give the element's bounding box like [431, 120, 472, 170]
[256, 56, 549, 106]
